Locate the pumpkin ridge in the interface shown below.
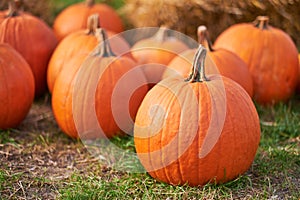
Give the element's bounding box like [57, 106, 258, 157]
[165, 82, 186, 182]
[0, 44, 34, 128]
[238, 86, 260, 172]
[65, 81, 77, 137]
[57, 76, 74, 136]
[174, 83, 191, 184]
[157, 82, 178, 182]
[82, 56, 101, 134]
[206, 80, 225, 181]
[0, 60, 9, 125]
[229, 80, 259, 179]
[226, 82, 242, 181]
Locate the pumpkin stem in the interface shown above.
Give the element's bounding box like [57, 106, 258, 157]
[85, 0, 95, 7]
[153, 26, 169, 42]
[86, 14, 100, 35]
[86, 0, 95, 7]
[93, 28, 116, 57]
[186, 45, 209, 83]
[253, 16, 269, 30]
[6, 0, 20, 17]
[197, 25, 214, 52]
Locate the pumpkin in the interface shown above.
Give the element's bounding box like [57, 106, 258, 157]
[53, 0, 124, 41]
[134, 45, 261, 186]
[297, 54, 300, 93]
[52, 28, 148, 139]
[131, 26, 189, 87]
[163, 25, 254, 97]
[47, 14, 132, 93]
[214, 16, 299, 104]
[0, 0, 58, 96]
[0, 43, 35, 129]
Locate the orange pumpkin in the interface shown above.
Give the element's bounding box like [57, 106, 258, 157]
[52, 28, 148, 139]
[47, 14, 131, 93]
[131, 26, 189, 87]
[134, 45, 260, 186]
[0, 43, 35, 129]
[0, 1, 58, 96]
[214, 16, 299, 104]
[53, 0, 124, 41]
[297, 54, 300, 93]
[163, 26, 253, 97]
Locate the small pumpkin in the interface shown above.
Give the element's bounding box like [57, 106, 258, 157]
[131, 26, 189, 87]
[53, 0, 124, 41]
[52, 28, 148, 139]
[0, 43, 35, 129]
[47, 14, 131, 93]
[163, 25, 253, 97]
[134, 45, 260, 186]
[0, 0, 58, 96]
[214, 16, 299, 104]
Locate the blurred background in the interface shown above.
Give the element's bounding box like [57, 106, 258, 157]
[0, 0, 299, 49]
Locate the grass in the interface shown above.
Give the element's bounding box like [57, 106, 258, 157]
[0, 96, 299, 199]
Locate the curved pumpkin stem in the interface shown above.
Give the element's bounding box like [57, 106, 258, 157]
[6, 0, 20, 17]
[86, 0, 95, 7]
[153, 26, 169, 42]
[186, 45, 209, 83]
[197, 26, 214, 52]
[253, 16, 269, 30]
[93, 28, 116, 57]
[86, 14, 100, 35]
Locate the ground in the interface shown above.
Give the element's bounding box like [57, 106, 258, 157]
[0, 94, 299, 199]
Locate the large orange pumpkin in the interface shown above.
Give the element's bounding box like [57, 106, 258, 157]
[131, 26, 189, 86]
[47, 14, 131, 93]
[0, 0, 58, 96]
[53, 0, 124, 41]
[134, 45, 261, 186]
[0, 43, 35, 129]
[52, 28, 148, 139]
[214, 16, 299, 104]
[163, 26, 254, 97]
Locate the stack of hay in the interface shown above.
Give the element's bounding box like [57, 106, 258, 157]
[122, 0, 300, 49]
[0, 0, 54, 24]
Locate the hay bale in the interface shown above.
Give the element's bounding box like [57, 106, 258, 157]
[122, 0, 300, 49]
[0, 0, 54, 25]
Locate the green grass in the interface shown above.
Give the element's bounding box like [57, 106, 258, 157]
[57, 98, 300, 199]
[54, 100, 299, 199]
[0, 97, 299, 199]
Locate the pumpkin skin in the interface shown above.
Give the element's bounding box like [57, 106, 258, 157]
[134, 45, 260, 186]
[131, 26, 189, 86]
[0, 1, 58, 96]
[0, 43, 35, 129]
[53, 0, 124, 41]
[297, 54, 300, 93]
[214, 16, 299, 104]
[163, 26, 254, 97]
[47, 14, 132, 93]
[52, 29, 148, 139]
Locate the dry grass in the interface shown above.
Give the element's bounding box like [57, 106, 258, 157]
[0, 96, 93, 199]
